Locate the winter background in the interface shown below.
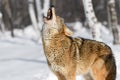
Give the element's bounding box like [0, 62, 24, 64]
[0, 22, 120, 80]
[0, 0, 120, 80]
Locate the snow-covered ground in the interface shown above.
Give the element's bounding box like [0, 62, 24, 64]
[0, 23, 120, 80]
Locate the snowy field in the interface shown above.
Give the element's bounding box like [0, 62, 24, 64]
[0, 23, 120, 80]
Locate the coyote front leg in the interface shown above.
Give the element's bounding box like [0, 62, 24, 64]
[54, 71, 66, 80]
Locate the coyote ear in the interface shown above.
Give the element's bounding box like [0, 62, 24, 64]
[64, 26, 74, 36]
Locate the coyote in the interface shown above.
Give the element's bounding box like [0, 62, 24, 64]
[42, 6, 116, 80]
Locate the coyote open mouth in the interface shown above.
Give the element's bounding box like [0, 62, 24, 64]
[43, 5, 56, 21]
[46, 8, 52, 20]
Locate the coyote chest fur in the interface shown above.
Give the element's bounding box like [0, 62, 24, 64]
[42, 6, 116, 80]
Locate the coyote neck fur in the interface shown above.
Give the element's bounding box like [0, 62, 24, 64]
[42, 33, 80, 63]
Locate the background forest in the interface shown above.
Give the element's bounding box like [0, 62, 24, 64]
[0, 0, 120, 28]
[0, 0, 120, 44]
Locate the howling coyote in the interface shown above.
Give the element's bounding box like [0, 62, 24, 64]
[42, 6, 116, 80]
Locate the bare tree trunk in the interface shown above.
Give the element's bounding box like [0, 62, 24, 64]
[118, 0, 120, 11]
[35, 0, 44, 32]
[107, 3, 112, 30]
[2, 0, 14, 37]
[28, 0, 41, 38]
[0, 12, 5, 33]
[35, 0, 42, 23]
[82, 0, 102, 41]
[108, 0, 120, 44]
[43, 0, 50, 16]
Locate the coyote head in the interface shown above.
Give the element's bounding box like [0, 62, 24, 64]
[42, 6, 73, 39]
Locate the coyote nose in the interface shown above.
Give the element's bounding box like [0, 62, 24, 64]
[50, 5, 54, 8]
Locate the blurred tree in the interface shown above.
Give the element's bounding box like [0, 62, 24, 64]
[0, 12, 5, 33]
[35, 0, 42, 23]
[43, 0, 50, 16]
[82, 0, 102, 41]
[2, 0, 14, 37]
[10, 0, 29, 29]
[28, 0, 41, 38]
[1, 0, 30, 28]
[107, 0, 120, 44]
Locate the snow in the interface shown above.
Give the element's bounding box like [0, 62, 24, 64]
[0, 24, 120, 80]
